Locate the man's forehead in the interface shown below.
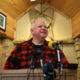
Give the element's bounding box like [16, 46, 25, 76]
[35, 20, 46, 26]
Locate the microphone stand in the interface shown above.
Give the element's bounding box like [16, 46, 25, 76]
[26, 54, 35, 80]
[27, 51, 44, 80]
[56, 46, 63, 80]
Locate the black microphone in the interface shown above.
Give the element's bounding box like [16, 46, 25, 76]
[30, 48, 43, 69]
[30, 54, 36, 69]
[43, 60, 56, 80]
[36, 48, 44, 68]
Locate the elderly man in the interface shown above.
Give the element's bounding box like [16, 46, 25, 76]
[4, 19, 76, 70]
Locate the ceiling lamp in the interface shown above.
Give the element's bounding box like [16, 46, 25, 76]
[30, 0, 36, 2]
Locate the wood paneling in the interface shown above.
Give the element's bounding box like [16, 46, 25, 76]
[0, 69, 77, 80]
[0, 40, 2, 68]
[0, 25, 15, 39]
[0, 9, 16, 39]
[0, 0, 40, 19]
[0, 0, 80, 19]
[50, 0, 80, 18]
[71, 11, 80, 38]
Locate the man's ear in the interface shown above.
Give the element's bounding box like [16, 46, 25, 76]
[30, 29, 33, 34]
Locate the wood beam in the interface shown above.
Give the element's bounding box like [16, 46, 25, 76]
[71, 11, 80, 38]
[0, 39, 2, 68]
[0, 25, 15, 39]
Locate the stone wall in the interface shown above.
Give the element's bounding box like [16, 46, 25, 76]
[63, 44, 77, 63]
[0, 39, 15, 69]
[74, 37, 80, 80]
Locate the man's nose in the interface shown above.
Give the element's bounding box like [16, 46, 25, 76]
[42, 26, 47, 29]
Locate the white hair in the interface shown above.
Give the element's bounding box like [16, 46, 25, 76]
[30, 18, 46, 29]
[30, 22, 35, 29]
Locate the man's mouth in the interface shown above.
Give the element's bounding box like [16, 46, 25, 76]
[40, 30, 47, 33]
[41, 32, 47, 34]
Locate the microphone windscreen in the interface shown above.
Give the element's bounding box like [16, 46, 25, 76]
[48, 41, 57, 49]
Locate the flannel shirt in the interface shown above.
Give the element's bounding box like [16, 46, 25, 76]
[4, 38, 68, 69]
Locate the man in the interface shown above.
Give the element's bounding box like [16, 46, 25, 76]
[3, 19, 76, 69]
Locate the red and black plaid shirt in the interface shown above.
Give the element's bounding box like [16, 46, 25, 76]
[4, 38, 68, 70]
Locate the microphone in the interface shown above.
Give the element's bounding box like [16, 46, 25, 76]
[30, 49, 43, 69]
[43, 60, 56, 80]
[30, 54, 36, 69]
[36, 49, 44, 68]
[48, 41, 63, 49]
[48, 41, 57, 49]
[48, 41, 63, 62]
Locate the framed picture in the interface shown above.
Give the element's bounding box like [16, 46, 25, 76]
[0, 12, 7, 31]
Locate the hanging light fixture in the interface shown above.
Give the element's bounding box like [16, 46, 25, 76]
[30, 0, 36, 2]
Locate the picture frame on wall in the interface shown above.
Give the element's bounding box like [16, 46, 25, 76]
[0, 12, 7, 31]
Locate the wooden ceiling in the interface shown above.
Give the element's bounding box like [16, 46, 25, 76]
[50, 0, 80, 18]
[0, 0, 80, 19]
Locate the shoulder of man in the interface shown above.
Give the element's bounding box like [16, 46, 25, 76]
[16, 38, 32, 47]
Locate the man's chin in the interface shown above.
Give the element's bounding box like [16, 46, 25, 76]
[39, 34, 47, 39]
[41, 36, 47, 39]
